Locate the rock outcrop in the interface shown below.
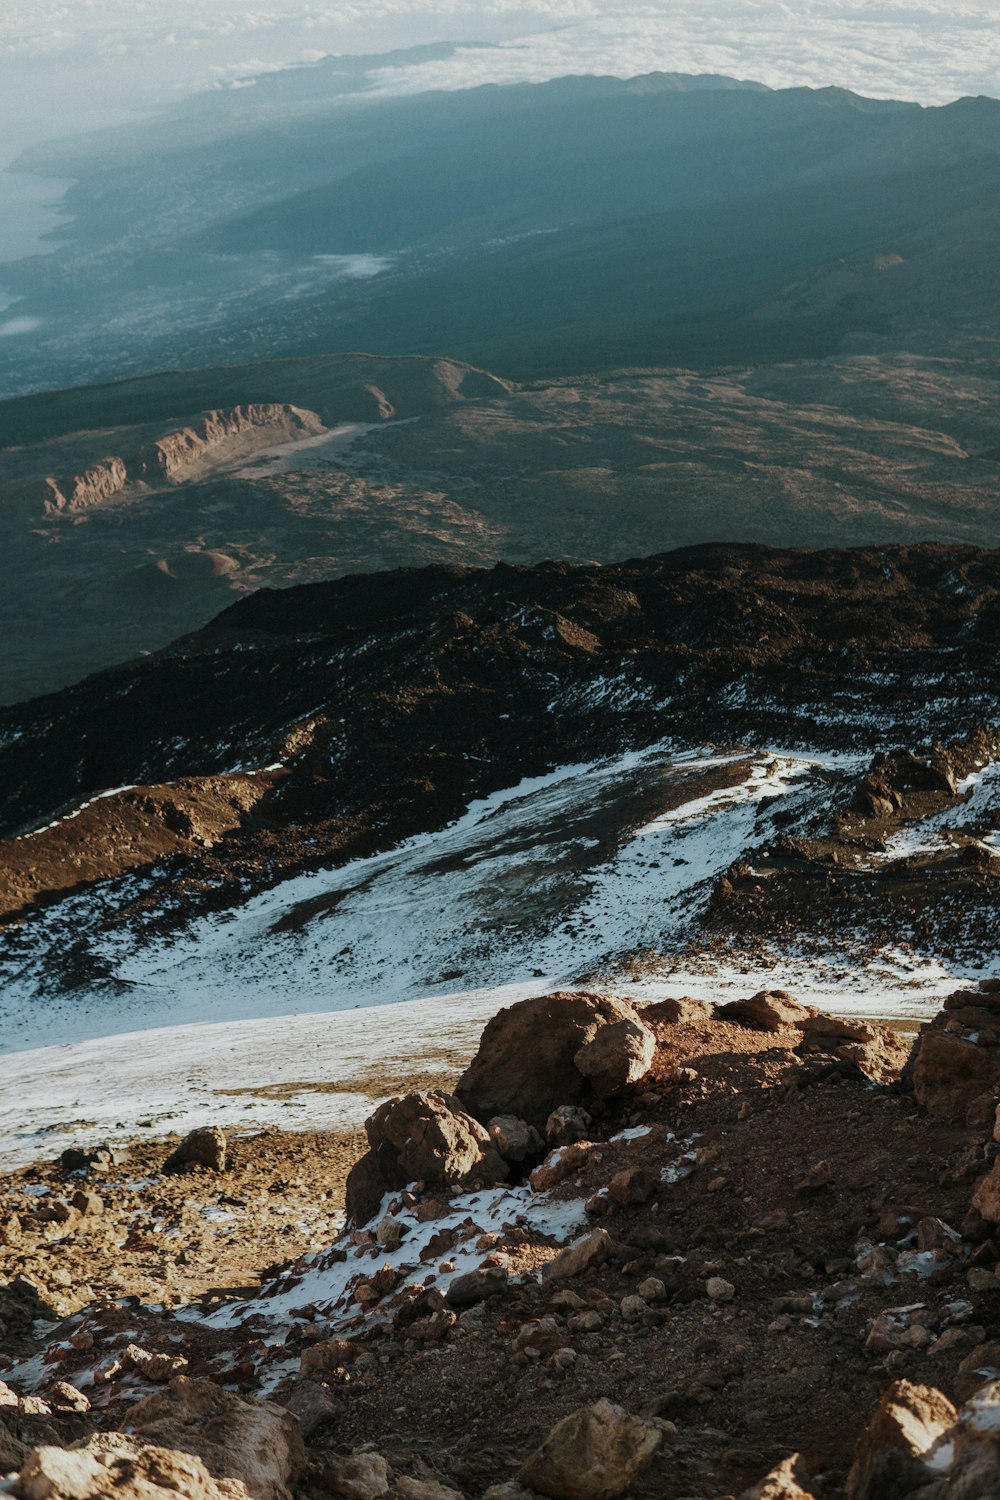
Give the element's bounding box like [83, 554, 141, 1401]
[126, 1377, 304, 1500]
[518, 1399, 662, 1500]
[717, 990, 815, 1031]
[909, 980, 1000, 1124]
[42, 405, 325, 514]
[344, 1091, 509, 1225]
[162, 1128, 227, 1174]
[16, 1439, 247, 1500]
[454, 994, 655, 1131]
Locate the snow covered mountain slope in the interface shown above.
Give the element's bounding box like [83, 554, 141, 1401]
[3, 543, 1000, 1160]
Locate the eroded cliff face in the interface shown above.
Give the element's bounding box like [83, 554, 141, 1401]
[41, 404, 325, 513]
[43, 456, 129, 514]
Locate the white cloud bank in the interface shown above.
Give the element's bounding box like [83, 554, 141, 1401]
[0, 2, 998, 177]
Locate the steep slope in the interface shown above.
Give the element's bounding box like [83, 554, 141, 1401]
[3, 545, 1000, 1054]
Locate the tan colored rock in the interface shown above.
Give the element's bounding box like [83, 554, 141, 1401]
[640, 997, 715, 1025]
[47, 1382, 90, 1415]
[519, 1398, 661, 1500]
[392, 1480, 464, 1500]
[17, 1439, 247, 1500]
[797, 1014, 908, 1082]
[541, 1229, 614, 1285]
[739, 1454, 817, 1499]
[973, 1162, 1000, 1223]
[845, 1380, 956, 1500]
[162, 1128, 227, 1174]
[124, 1346, 189, 1383]
[321, 1453, 392, 1500]
[454, 992, 646, 1130]
[487, 1116, 544, 1163]
[573, 1018, 655, 1100]
[607, 1168, 656, 1208]
[128, 1376, 305, 1500]
[299, 1340, 360, 1381]
[345, 1091, 508, 1225]
[911, 1029, 993, 1123]
[717, 990, 814, 1031]
[529, 1142, 594, 1193]
[545, 1107, 593, 1149]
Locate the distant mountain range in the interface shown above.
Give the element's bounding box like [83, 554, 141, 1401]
[3, 64, 1000, 396]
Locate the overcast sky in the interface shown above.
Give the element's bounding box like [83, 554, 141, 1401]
[2, 0, 1000, 169]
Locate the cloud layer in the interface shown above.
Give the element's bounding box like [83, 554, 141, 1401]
[2, 1, 999, 170]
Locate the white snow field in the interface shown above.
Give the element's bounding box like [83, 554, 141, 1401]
[0, 740, 990, 1166]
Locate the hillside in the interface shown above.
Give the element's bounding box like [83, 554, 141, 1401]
[4, 69, 1000, 398]
[3, 543, 1000, 1074]
[1, 350, 998, 703]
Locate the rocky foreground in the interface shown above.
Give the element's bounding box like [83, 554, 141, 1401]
[6, 986, 1000, 1498]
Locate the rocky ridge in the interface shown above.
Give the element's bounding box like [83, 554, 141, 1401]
[7, 986, 1000, 1497]
[40, 406, 326, 516]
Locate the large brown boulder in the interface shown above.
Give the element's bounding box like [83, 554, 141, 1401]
[845, 1380, 956, 1500]
[518, 1399, 661, 1500]
[16, 1439, 246, 1500]
[126, 1377, 304, 1500]
[795, 1014, 909, 1083]
[909, 983, 1000, 1125]
[345, 1091, 508, 1225]
[454, 993, 654, 1131]
[717, 990, 815, 1032]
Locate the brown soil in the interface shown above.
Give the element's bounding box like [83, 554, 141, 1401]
[4, 1003, 999, 1499]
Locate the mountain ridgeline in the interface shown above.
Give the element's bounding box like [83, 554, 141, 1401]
[4, 67, 1000, 396]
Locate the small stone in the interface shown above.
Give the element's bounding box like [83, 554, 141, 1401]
[18, 1397, 51, 1415]
[706, 1277, 735, 1303]
[445, 1267, 508, 1309]
[546, 1105, 594, 1149]
[531, 1142, 594, 1193]
[322, 1452, 392, 1500]
[163, 1127, 227, 1174]
[568, 1310, 603, 1334]
[619, 1295, 647, 1323]
[606, 1168, 656, 1209]
[636, 1277, 667, 1304]
[967, 1266, 998, 1292]
[541, 1229, 613, 1284]
[550, 1348, 578, 1370]
[47, 1381, 91, 1414]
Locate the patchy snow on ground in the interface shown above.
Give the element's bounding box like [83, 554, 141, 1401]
[201, 1177, 591, 1336]
[1, 743, 857, 1053]
[876, 761, 1000, 863]
[0, 741, 988, 1167]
